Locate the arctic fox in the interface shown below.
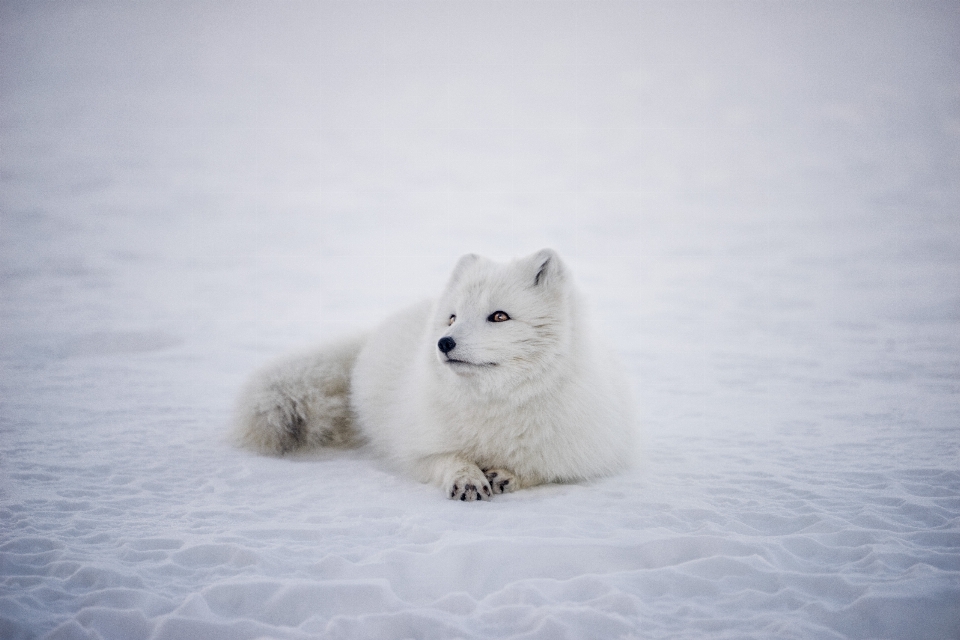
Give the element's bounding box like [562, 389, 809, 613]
[235, 249, 637, 500]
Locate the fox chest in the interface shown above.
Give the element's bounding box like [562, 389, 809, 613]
[442, 404, 559, 467]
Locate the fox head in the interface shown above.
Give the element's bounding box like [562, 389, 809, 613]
[432, 249, 575, 387]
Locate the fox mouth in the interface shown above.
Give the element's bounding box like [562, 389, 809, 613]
[444, 357, 497, 368]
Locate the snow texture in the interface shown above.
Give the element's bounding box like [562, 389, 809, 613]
[2, 1, 959, 639]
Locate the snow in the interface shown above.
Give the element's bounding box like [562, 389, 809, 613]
[2, 1, 959, 638]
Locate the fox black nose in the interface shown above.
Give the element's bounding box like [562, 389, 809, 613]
[437, 336, 456, 354]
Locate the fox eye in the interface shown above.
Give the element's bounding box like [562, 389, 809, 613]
[488, 311, 510, 323]
[448, 314, 456, 326]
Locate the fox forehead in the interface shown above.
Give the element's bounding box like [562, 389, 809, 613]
[440, 249, 566, 320]
[444, 271, 528, 312]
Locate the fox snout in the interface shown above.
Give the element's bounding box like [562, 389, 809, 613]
[437, 336, 456, 354]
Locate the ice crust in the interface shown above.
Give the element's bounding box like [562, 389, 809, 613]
[2, 2, 959, 639]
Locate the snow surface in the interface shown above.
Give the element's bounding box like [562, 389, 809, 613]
[2, 1, 959, 638]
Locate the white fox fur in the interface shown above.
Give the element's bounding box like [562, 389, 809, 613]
[234, 249, 637, 500]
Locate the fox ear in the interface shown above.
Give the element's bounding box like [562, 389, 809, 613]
[528, 248, 564, 288]
[447, 253, 480, 286]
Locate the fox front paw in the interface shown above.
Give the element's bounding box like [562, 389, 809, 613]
[448, 471, 492, 502]
[482, 468, 518, 494]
